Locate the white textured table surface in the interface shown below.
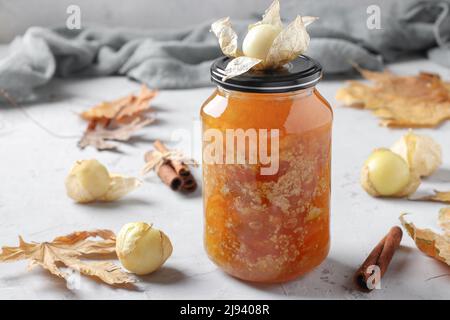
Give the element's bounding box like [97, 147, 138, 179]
[0, 57, 449, 300]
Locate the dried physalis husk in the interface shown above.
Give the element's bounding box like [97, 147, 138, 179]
[248, 0, 283, 31]
[100, 174, 142, 202]
[400, 208, 450, 266]
[211, 17, 239, 58]
[260, 15, 314, 69]
[418, 190, 450, 204]
[390, 130, 442, 177]
[360, 148, 420, 198]
[222, 56, 262, 81]
[361, 131, 443, 198]
[211, 0, 317, 80]
[65, 159, 141, 203]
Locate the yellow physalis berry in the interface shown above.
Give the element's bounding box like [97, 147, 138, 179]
[242, 24, 282, 60]
[361, 149, 420, 197]
[116, 222, 173, 275]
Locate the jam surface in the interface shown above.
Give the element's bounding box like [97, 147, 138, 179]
[201, 88, 332, 282]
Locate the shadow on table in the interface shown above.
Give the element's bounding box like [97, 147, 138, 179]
[230, 257, 393, 299]
[1, 267, 84, 298]
[137, 266, 188, 286]
[182, 182, 202, 199]
[423, 167, 450, 184]
[84, 197, 153, 210]
[122, 135, 159, 146]
[3, 264, 188, 295]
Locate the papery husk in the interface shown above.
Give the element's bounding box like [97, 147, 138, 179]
[360, 165, 381, 197]
[261, 15, 311, 69]
[116, 222, 153, 255]
[211, 17, 239, 58]
[116, 222, 173, 275]
[65, 170, 110, 203]
[418, 190, 450, 204]
[211, 0, 317, 80]
[248, 0, 283, 30]
[302, 16, 319, 27]
[66, 160, 141, 203]
[65, 160, 112, 203]
[100, 174, 142, 202]
[394, 171, 421, 197]
[222, 57, 262, 81]
[400, 208, 450, 265]
[390, 130, 442, 178]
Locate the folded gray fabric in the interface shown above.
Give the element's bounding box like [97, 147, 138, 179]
[0, 0, 449, 102]
[284, 0, 450, 62]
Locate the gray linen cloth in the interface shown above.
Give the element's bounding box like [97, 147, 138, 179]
[0, 0, 449, 102]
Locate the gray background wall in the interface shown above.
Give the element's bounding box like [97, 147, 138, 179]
[0, 0, 408, 44]
[0, 0, 274, 43]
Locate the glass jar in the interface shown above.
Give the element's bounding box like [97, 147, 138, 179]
[201, 56, 332, 283]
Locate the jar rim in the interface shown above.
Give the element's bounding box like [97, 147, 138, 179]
[211, 55, 322, 94]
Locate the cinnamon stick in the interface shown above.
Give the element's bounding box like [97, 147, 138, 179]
[144, 141, 197, 193]
[144, 151, 182, 191]
[154, 140, 190, 176]
[181, 174, 197, 193]
[354, 226, 403, 292]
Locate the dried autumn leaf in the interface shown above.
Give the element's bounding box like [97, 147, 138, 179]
[418, 190, 450, 204]
[0, 230, 135, 286]
[116, 86, 157, 123]
[400, 209, 450, 265]
[336, 70, 450, 127]
[81, 85, 157, 123]
[78, 116, 154, 150]
[78, 85, 157, 151]
[81, 95, 133, 122]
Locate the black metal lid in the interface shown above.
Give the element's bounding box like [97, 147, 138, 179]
[211, 55, 322, 93]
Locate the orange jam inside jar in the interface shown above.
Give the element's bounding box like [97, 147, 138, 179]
[201, 56, 333, 283]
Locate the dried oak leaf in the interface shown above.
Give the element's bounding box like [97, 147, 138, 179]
[79, 116, 154, 150]
[336, 69, 450, 128]
[418, 190, 450, 204]
[400, 208, 450, 265]
[81, 85, 157, 124]
[0, 230, 135, 286]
